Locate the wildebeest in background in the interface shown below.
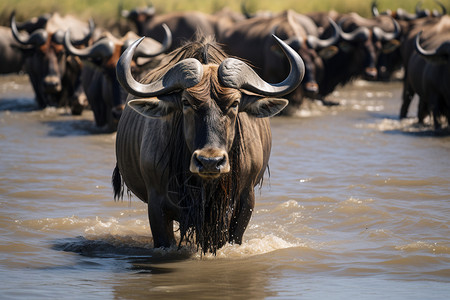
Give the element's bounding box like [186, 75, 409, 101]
[402, 16, 450, 129]
[307, 12, 400, 99]
[10, 12, 94, 115]
[123, 6, 244, 51]
[370, 0, 447, 81]
[398, 15, 443, 120]
[371, 0, 447, 21]
[220, 10, 339, 114]
[64, 27, 171, 131]
[0, 13, 51, 75]
[240, 0, 275, 19]
[121, 5, 156, 36]
[112, 35, 305, 254]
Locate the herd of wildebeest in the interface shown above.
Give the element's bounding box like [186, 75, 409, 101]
[1, 1, 449, 130]
[2, 2, 450, 253]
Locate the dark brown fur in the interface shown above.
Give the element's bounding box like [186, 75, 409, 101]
[114, 37, 263, 254]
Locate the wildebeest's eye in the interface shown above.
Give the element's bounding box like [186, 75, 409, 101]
[229, 101, 239, 110]
[182, 99, 191, 108]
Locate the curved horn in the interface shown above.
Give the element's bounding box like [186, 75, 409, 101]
[416, 1, 431, 18]
[433, 0, 447, 16]
[133, 23, 172, 57]
[373, 17, 400, 42]
[218, 35, 304, 97]
[241, 0, 252, 18]
[10, 11, 48, 46]
[16, 13, 50, 33]
[307, 18, 340, 49]
[415, 31, 450, 62]
[339, 21, 370, 42]
[371, 0, 380, 16]
[415, 32, 434, 56]
[116, 37, 203, 98]
[64, 31, 115, 59]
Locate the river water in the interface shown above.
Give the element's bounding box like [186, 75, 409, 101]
[0, 74, 449, 299]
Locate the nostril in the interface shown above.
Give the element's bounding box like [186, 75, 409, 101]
[217, 155, 226, 168]
[196, 155, 226, 172]
[193, 153, 202, 169]
[190, 150, 230, 176]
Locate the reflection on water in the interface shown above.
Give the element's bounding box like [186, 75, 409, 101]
[0, 75, 449, 299]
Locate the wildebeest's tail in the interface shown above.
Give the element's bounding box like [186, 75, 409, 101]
[112, 163, 124, 200]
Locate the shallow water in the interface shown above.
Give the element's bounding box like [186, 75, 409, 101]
[0, 75, 449, 299]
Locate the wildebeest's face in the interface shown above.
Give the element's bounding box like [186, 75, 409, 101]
[28, 39, 66, 95]
[11, 12, 94, 109]
[182, 66, 240, 178]
[118, 36, 305, 179]
[128, 65, 288, 180]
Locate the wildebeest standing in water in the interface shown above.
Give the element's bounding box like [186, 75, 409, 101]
[64, 27, 172, 131]
[219, 10, 339, 115]
[112, 35, 305, 254]
[123, 6, 244, 52]
[309, 12, 401, 99]
[0, 14, 52, 74]
[10, 12, 94, 115]
[403, 16, 450, 129]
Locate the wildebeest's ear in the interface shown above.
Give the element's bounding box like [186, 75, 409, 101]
[240, 95, 288, 118]
[128, 94, 177, 118]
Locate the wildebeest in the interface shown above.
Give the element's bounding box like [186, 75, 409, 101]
[220, 10, 339, 114]
[402, 16, 450, 129]
[370, 0, 446, 81]
[371, 0, 447, 21]
[64, 27, 171, 131]
[307, 12, 400, 98]
[123, 7, 243, 51]
[112, 35, 304, 254]
[398, 15, 443, 120]
[0, 13, 51, 75]
[10, 12, 93, 114]
[240, 0, 275, 19]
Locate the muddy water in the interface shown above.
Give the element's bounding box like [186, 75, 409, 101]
[0, 74, 449, 299]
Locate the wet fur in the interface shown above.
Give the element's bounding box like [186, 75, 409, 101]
[113, 37, 263, 254]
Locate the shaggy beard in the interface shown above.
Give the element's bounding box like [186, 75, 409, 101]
[168, 172, 239, 255]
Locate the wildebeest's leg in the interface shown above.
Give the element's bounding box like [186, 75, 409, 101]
[147, 192, 176, 248]
[229, 188, 255, 244]
[429, 93, 443, 130]
[400, 79, 414, 119]
[417, 96, 429, 124]
[27, 71, 46, 108]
